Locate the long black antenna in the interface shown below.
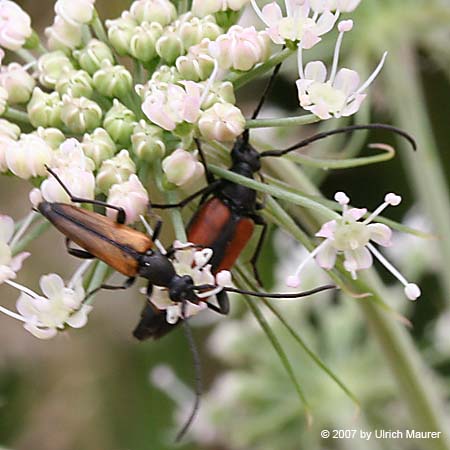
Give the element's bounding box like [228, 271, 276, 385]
[260, 123, 417, 158]
[194, 284, 336, 298]
[175, 316, 202, 443]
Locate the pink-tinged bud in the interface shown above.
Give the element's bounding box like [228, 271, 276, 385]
[130, 0, 177, 26]
[178, 16, 222, 50]
[129, 22, 163, 63]
[73, 39, 114, 76]
[200, 80, 235, 109]
[52, 138, 95, 172]
[93, 61, 133, 99]
[209, 25, 270, 71]
[34, 127, 65, 150]
[106, 174, 148, 224]
[162, 148, 204, 187]
[40, 167, 95, 203]
[27, 88, 64, 128]
[96, 149, 136, 194]
[176, 39, 214, 82]
[5, 134, 53, 179]
[56, 68, 93, 99]
[61, 94, 102, 134]
[0, 0, 32, 51]
[0, 63, 35, 104]
[54, 0, 95, 27]
[37, 51, 74, 88]
[45, 16, 83, 52]
[198, 102, 245, 142]
[103, 99, 137, 147]
[0, 119, 20, 172]
[82, 128, 116, 168]
[106, 12, 137, 56]
[0, 86, 7, 115]
[131, 120, 165, 162]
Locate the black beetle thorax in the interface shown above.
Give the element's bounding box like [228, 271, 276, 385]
[138, 252, 176, 287]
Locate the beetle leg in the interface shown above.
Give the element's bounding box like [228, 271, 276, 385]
[65, 237, 95, 259]
[45, 166, 127, 224]
[83, 276, 136, 303]
[204, 291, 230, 315]
[249, 217, 268, 287]
[152, 219, 162, 241]
[194, 137, 215, 185]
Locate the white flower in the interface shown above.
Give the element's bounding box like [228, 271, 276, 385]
[0, 0, 32, 51]
[142, 81, 202, 131]
[12, 274, 91, 339]
[0, 62, 35, 104]
[5, 134, 53, 179]
[162, 148, 204, 187]
[0, 215, 30, 284]
[106, 174, 148, 224]
[45, 15, 83, 51]
[0, 85, 7, 115]
[148, 241, 232, 324]
[251, 0, 337, 47]
[310, 0, 361, 13]
[286, 192, 421, 301]
[96, 149, 136, 194]
[296, 20, 387, 119]
[0, 119, 20, 172]
[209, 25, 270, 71]
[54, 0, 95, 27]
[192, 0, 250, 16]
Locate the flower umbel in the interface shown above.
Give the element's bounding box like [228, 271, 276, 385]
[286, 192, 421, 300]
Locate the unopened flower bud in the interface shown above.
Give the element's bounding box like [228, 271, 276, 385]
[52, 138, 95, 171]
[129, 21, 163, 62]
[96, 149, 135, 194]
[200, 80, 235, 109]
[54, 0, 95, 27]
[103, 99, 136, 146]
[130, 0, 177, 26]
[198, 102, 245, 141]
[192, 0, 250, 17]
[81, 128, 116, 168]
[131, 120, 165, 162]
[0, 63, 35, 104]
[156, 26, 184, 64]
[34, 127, 65, 149]
[0, 86, 7, 115]
[107, 174, 148, 224]
[73, 39, 115, 75]
[56, 68, 93, 98]
[209, 25, 270, 71]
[93, 61, 133, 99]
[37, 51, 74, 88]
[179, 16, 222, 49]
[27, 87, 64, 128]
[0, 119, 20, 172]
[45, 15, 83, 52]
[162, 148, 204, 187]
[5, 134, 53, 179]
[175, 39, 214, 82]
[61, 94, 102, 133]
[106, 12, 137, 56]
[0, 0, 32, 51]
[151, 65, 180, 84]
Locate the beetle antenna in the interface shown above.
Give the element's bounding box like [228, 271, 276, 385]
[243, 61, 283, 142]
[193, 284, 337, 298]
[259, 123, 417, 158]
[175, 311, 202, 443]
[139, 215, 167, 255]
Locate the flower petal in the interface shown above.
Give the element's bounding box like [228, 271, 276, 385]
[261, 2, 283, 26]
[9, 251, 30, 272]
[0, 215, 14, 243]
[344, 247, 373, 271]
[39, 273, 65, 300]
[333, 68, 360, 96]
[346, 208, 367, 221]
[304, 61, 327, 83]
[367, 223, 392, 246]
[66, 305, 92, 328]
[315, 241, 337, 269]
[316, 220, 337, 239]
[24, 323, 58, 339]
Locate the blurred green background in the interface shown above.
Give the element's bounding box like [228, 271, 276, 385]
[1, 1, 450, 449]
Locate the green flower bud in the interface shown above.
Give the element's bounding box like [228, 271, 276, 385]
[56, 68, 93, 98]
[61, 94, 103, 133]
[178, 15, 222, 49]
[130, 0, 177, 26]
[37, 51, 74, 88]
[103, 99, 136, 147]
[0, 119, 20, 139]
[96, 149, 136, 194]
[93, 61, 133, 99]
[73, 39, 115, 75]
[34, 127, 66, 149]
[0, 87, 7, 116]
[82, 128, 116, 168]
[105, 12, 137, 56]
[156, 26, 184, 64]
[27, 87, 64, 128]
[0, 63, 35, 104]
[175, 39, 214, 82]
[200, 80, 236, 109]
[131, 120, 165, 162]
[129, 22, 163, 63]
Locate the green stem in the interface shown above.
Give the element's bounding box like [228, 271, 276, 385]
[86, 261, 110, 304]
[165, 190, 187, 242]
[226, 47, 295, 89]
[15, 48, 36, 64]
[3, 107, 31, 125]
[178, 0, 188, 14]
[246, 114, 319, 129]
[90, 9, 109, 45]
[12, 220, 50, 256]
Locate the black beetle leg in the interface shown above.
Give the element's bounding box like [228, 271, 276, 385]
[249, 216, 268, 287]
[65, 238, 95, 259]
[83, 277, 136, 303]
